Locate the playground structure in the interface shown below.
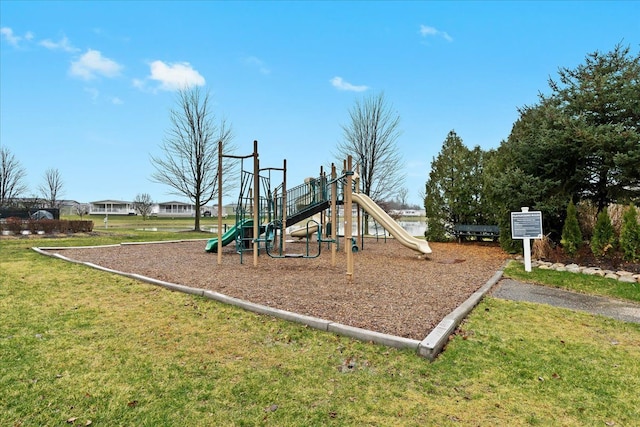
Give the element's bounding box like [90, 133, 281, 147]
[206, 140, 431, 281]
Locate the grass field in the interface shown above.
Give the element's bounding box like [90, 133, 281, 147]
[2, 221, 640, 426]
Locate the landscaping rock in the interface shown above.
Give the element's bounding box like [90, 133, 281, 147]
[617, 271, 634, 277]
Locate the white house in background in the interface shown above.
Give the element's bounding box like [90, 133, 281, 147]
[155, 203, 232, 217]
[390, 209, 426, 217]
[90, 200, 135, 215]
[156, 201, 196, 217]
[89, 200, 231, 217]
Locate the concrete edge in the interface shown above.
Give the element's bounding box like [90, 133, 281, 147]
[417, 268, 504, 360]
[121, 239, 208, 246]
[129, 274, 205, 296]
[32, 244, 121, 251]
[327, 323, 420, 350]
[202, 290, 332, 331]
[32, 243, 502, 358]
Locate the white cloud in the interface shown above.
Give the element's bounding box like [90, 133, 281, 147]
[70, 49, 123, 80]
[148, 60, 205, 91]
[40, 36, 78, 52]
[1, 27, 23, 46]
[111, 96, 123, 105]
[330, 76, 369, 92]
[243, 56, 270, 74]
[419, 24, 453, 42]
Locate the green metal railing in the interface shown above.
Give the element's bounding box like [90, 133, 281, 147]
[285, 175, 330, 221]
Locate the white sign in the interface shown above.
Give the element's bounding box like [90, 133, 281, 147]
[511, 210, 543, 239]
[510, 208, 543, 272]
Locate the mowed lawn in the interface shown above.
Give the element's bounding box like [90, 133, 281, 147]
[2, 231, 640, 426]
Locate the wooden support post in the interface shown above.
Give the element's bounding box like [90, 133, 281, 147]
[331, 164, 337, 267]
[282, 158, 287, 252]
[346, 156, 354, 283]
[253, 140, 259, 267]
[217, 140, 223, 265]
[356, 162, 361, 244]
[319, 166, 324, 235]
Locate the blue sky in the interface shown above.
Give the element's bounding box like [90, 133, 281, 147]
[1, 1, 638, 206]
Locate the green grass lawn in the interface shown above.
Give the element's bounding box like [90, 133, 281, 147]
[2, 228, 640, 426]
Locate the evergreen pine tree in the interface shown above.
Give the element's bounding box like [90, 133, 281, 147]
[561, 199, 582, 257]
[620, 204, 640, 262]
[591, 208, 616, 257]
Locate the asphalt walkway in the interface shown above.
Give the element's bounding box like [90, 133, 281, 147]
[491, 278, 640, 324]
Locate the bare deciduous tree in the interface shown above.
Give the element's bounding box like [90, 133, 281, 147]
[336, 92, 405, 233]
[38, 168, 64, 208]
[75, 203, 90, 219]
[0, 146, 28, 207]
[133, 193, 154, 220]
[150, 87, 236, 232]
[397, 187, 409, 208]
[335, 92, 405, 203]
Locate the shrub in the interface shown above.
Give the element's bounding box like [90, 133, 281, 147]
[425, 217, 448, 242]
[69, 220, 93, 233]
[619, 204, 640, 262]
[27, 218, 41, 234]
[499, 213, 521, 254]
[532, 234, 554, 260]
[576, 200, 597, 240]
[39, 219, 58, 234]
[591, 208, 616, 257]
[561, 200, 582, 257]
[608, 203, 626, 235]
[5, 217, 23, 235]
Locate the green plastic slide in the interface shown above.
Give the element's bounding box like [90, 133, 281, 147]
[205, 219, 253, 252]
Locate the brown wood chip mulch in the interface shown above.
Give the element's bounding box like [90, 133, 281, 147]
[45, 239, 509, 340]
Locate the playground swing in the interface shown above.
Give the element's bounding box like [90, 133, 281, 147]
[257, 217, 337, 258]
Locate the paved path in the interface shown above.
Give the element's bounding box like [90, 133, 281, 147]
[491, 279, 640, 324]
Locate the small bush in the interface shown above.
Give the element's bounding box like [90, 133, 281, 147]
[532, 234, 554, 260]
[608, 203, 626, 235]
[425, 217, 448, 242]
[591, 208, 616, 258]
[27, 218, 41, 234]
[499, 214, 521, 254]
[5, 217, 23, 235]
[39, 219, 58, 234]
[69, 220, 94, 232]
[561, 200, 582, 257]
[576, 200, 597, 240]
[620, 204, 640, 262]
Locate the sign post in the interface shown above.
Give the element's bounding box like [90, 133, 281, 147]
[511, 207, 543, 272]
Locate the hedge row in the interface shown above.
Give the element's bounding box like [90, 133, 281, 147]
[0, 218, 94, 235]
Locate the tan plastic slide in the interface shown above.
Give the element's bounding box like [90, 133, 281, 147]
[289, 215, 320, 239]
[352, 193, 432, 255]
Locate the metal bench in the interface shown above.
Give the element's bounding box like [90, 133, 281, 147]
[453, 224, 500, 242]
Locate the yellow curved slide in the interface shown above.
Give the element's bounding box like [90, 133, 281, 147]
[290, 215, 320, 238]
[352, 193, 432, 255]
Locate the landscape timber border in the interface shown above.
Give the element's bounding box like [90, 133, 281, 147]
[32, 241, 505, 361]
